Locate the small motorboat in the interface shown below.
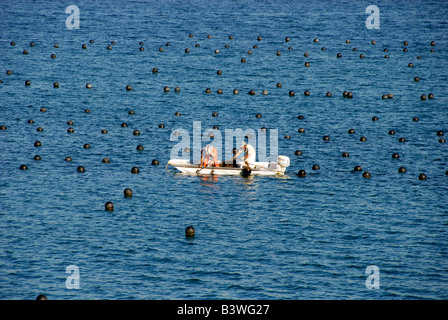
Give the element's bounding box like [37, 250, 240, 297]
[167, 155, 290, 176]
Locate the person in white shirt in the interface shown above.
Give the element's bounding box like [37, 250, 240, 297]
[233, 142, 256, 167]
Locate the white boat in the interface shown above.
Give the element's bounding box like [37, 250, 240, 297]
[167, 156, 290, 176]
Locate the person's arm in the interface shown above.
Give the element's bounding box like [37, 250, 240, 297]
[233, 149, 242, 159]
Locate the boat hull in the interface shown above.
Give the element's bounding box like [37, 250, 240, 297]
[167, 160, 281, 176]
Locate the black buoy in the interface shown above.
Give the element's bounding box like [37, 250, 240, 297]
[297, 169, 306, 177]
[392, 153, 400, 159]
[354, 166, 362, 172]
[124, 188, 133, 198]
[241, 167, 252, 177]
[295, 150, 302, 156]
[131, 167, 140, 174]
[105, 201, 114, 211]
[77, 166, 85, 172]
[342, 152, 350, 158]
[152, 159, 159, 165]
[312, 164, 320, 170]
[398, 167, 406, 173]
[185, 226, 195, 237]
[36, 294, 48, 300]
[19, 164, 28, 170]
[419, 173, 427, 180]
[136, 145, 144, 151]
[363, 171, 371, 178]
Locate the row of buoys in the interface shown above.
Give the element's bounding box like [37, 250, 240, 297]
[295, 165, 434, 179]
[13, 77, 435, 101]
[7, 39, 436, 47]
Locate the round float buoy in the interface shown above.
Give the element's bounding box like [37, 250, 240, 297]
[105, 201, 114, 211]
[185, 226, 195, 237]
[241, 167, 252, 177]
[124, 188, 133, 198]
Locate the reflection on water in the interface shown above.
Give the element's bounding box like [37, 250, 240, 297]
[199, 175, 221, 193]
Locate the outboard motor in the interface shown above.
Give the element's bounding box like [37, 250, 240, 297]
[276, 156, 290, 174]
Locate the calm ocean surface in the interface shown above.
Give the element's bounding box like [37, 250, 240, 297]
[0, 0, 447, 300]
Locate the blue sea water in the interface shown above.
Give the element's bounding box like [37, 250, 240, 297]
[0, 0, 447, 300]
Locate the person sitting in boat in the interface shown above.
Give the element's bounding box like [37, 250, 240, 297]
[200, 144, 220, 167]
[233, 142, 256, 167]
